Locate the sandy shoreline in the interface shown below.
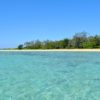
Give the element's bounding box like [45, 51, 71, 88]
[1, 49, 100, 52]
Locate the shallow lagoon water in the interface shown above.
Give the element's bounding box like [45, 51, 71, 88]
[0, 51, 100, 100]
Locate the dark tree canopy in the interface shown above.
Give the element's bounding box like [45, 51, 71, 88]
[18, 44, 23, 49]
[17, 32, 100, 49]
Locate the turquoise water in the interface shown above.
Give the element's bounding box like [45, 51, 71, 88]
[0, 51, 100, 100]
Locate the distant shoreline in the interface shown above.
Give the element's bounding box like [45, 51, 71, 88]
[1, 49, 100, 52]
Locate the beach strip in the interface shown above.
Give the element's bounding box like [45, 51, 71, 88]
[1, 49, 100, 52]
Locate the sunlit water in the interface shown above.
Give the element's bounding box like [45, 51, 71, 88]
[0, 51, 100, 100]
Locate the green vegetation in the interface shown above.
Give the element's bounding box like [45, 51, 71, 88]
[17, 32, 100, 49]
[18, 44, 23, 49]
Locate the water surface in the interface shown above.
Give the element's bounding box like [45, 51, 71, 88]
[0, 51, 100, 100]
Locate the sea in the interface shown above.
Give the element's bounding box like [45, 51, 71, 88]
[0, 51, 100, 100]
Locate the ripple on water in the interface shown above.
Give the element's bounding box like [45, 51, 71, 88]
[0, 51, 100, 100]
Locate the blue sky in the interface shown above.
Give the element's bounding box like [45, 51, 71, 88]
[0, 0, 100, 48]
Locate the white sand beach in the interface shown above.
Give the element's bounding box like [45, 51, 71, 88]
[1, 49, 100, 52]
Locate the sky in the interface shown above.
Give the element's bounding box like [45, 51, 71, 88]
[0, 0, 100, 48]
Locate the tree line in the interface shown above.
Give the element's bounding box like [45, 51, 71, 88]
[18, 32, 100, 49]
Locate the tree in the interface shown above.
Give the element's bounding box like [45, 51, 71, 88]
[18, 44, 23, 49]
[70, 32, 87, 48]
[18, 32, 100, 49]
[83, 35, 100, 48]
[93, 35, 100, 47]
[34, 40, 41, 49]
[24, 41, 35, 49]
[62, 38, 69, 48]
